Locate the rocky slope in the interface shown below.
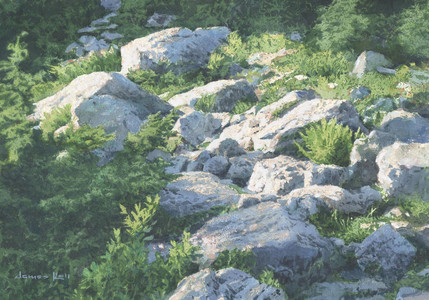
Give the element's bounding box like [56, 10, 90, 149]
[34, 2, 429, 298]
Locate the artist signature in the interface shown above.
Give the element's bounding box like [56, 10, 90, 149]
[14, 271, 70, 281]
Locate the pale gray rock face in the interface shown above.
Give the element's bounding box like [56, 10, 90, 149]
[237, 193, 278, 209]
[173, 111, 223, 146]
[146, 149, 172, 162]
[186, 150, 213, 172]
[226, 156, 255, 187]
[247, 155, 348, 196]
[348, 110, 429, 188]
[101, 0, 121, 11]
[100, 31, 123, 41]
[146, 13, 176, 28]
[301, 278, 388, 300]
[351, 51, 393, 78]
[120, 27, 230, 75]
[91, 12, 117, 26]
[33, 72, 171, 164]
[379, 110, 429, 143]
[159, 172, 240, 217]
[203, 156, 230, 177]
[355, 224, 416, 284]
[168, 79, 257, 113]
[217, 138, 246, 158]
[281, 185, 382, 219]
[207, 98, 367, 154]
[169, 268, 286, 300]
[397, 287, 429, 300]
[164, 156, 189, 174]
[190, 202, 336, 285]
[376, 142, 429, 201]
[350, 86, 371, 102]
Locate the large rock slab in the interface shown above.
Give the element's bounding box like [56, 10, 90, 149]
[207, 98, 367, 153]
[33, 72, 172, 164]
[168, 79, 257, 113]
[301, 278, 387, 300]
[376, 142, 429, 201]
[348, 110, 429, 188]
[121, 27, 230, 75]
[247, 155, 348, 196]
[355, 224, 416, 284]
[169, 268, 285, 300]
[190, 202, 336, 285]
[173, 110, 223, 146]
[281, 185, 382, 219]
[159, 172, 240, 217]
[351, 51, 393, 78]
[101, 0, 121, 11]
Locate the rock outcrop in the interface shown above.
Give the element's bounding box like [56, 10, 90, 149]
[33, 72, 172, 164]
[190, 202, 337, 286]
[159, 172, 240, 217]
[355, 224, 416, 284]
[169, 268, 286, 300]
[121, 27, 230, 75]
[247, 155, 348, 196]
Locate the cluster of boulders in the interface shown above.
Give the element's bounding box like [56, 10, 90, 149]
[32, 15, 429, 298]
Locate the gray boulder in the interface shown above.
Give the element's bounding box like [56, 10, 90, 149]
[146, 13, 176, 28]
[348, 110, 429, 188]
[169, 268, 285, 300]
[355, 224, 416, 283]
[190, 202, 337, 286]
[100, 0, 121, 11]
[351, 51, 393, 78]
[226, 156, 255, 186]
[237, 193, 278, 209]
[186, 150, 213, 172]
[173, 111, 223, 146]
[121, 27, 230, 75]
[33, 72, 171, 164]
[217, 138, 246, 158]
[281, 185, 382, 219]
[164, 156, 189, 174]
[397, 287, 429, 300]
[168, 79, 257, 113]
[350, 86, 371, 102]
[159, 172, 240, 217]
[247, 155, 348, 196]
[100, 31, 124, 41]
[376, 142, 429, 201]
[208, 98, 367, 153]
[146, 149, 172, 162]
[301, 278, 388, 300]
[203, 156, 230, 177]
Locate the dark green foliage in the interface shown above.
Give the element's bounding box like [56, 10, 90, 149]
[194, 94, 216, 113]
[127, 68, 205, 99]
[308, 204, 393, 245]
[125, 111, 178, 155]
[75, 198, 200, 299]
[40, 104, 72, 141]
[258, 270, 283, 290]
[397, 2, 429, 59]
[294, 118, 364, 167]
[0, 0, 105, 72]
[212, 248, 257, 275]
[0, 33, 43, 165]
[271, 100, 298, 119]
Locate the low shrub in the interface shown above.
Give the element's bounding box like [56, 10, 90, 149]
[212, 248, 257, 275]
[294, 118, 364, 167]
[194, 94, 216, 113]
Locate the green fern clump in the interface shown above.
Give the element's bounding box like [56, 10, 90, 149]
[212, 248, 256, 274]
[194, 94, 216, 113]
[295, 118, 363, 167]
